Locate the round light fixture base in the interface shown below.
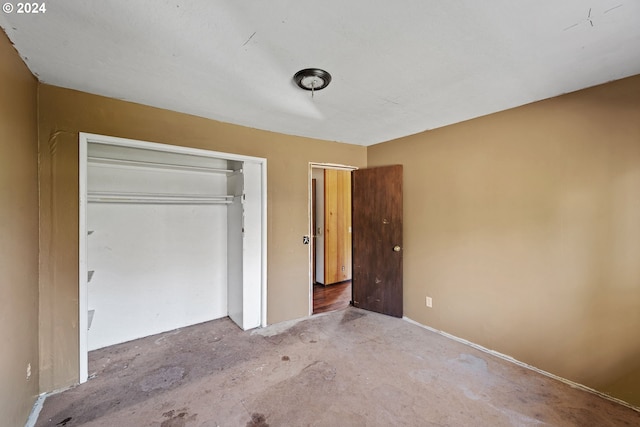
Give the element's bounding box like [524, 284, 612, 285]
[294, 68, 332, 91]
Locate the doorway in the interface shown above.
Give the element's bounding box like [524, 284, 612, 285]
[308, 163, 404, 318]
[79, 133, 267, 383]
[308, 163, 357, 315]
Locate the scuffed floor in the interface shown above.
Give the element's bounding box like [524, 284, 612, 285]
[36, 308, 640, 426]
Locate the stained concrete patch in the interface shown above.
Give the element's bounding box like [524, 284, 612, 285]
[242, 360, 339, 424]
[297, 330, 320, 344]
[246, 412, 269, 427]
[139, 366, 185, 392]
[302, 361, 337, 381]
[459, 384, 483, 401]
[409, 369, 438, 384]
[160, 408, 197, 427]
[455, 353, 488, 371]
[340, 309, 367, 324]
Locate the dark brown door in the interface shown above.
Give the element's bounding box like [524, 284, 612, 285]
[352, 165, 403, 317]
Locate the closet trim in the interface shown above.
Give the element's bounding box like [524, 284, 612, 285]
[78, 132, 268, 384]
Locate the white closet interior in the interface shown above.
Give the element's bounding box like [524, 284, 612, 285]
[81, 135, 265, 358]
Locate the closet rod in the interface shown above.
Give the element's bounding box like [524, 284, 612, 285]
[88, 156, 235, 174]
[88, 191, 234, 205]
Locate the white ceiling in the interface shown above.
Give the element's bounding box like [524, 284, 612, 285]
[1, 1, 639, 146]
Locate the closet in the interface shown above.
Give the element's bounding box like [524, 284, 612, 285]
[82, 136, 264, 353]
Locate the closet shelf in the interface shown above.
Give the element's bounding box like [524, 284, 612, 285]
[88, 156, 236, 175]
[88, 191, 234, 205]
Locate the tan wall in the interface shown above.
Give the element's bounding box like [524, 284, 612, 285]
[37, 84, 367, 390]
[368, 75, 640, 406]
[0, 32, 40, 425]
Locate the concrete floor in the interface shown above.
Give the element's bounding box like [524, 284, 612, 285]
[36, 308, 640, 426]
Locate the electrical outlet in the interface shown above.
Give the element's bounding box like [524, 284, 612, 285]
[426, 296, 433, 308]
[26, 363, 31, 380]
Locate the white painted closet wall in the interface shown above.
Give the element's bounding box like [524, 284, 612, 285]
[86, 142, 257, 351]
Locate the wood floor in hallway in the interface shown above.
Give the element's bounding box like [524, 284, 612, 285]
[313, 280, 351, 314]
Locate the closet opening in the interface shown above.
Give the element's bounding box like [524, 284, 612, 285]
[78, 133, 267, 383]
[308, 163, 357, 315]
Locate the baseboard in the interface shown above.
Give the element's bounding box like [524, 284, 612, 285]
[24, 383, 76, 427]
[402, 316, 640, 414]
[24, 393, 46, 427]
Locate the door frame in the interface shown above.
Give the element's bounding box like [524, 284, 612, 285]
[307, 162, 358, 315]
[79, 132, 268, 383]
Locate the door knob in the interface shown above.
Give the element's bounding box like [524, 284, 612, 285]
[393, 245, 401, 252]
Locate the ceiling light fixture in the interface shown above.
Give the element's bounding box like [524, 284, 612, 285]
[293, 68, 331, 97]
